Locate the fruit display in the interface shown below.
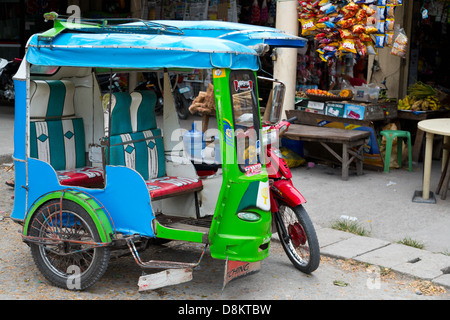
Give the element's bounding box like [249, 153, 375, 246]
[407, 81, 437, 100]
[296, 91, 308, 98]
[339, 89, 353, 99]
[306, 89, 337, 97]
[398, 82, 447, 111]
[398, 95, 441, 111]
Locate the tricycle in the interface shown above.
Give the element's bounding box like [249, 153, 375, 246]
[10, 14, 319, 291]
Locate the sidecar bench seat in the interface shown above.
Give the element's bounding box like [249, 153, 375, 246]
[29, 80, 104, 187]
[108, 91, 203, 200]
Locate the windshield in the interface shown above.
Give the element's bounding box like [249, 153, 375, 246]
[229, 70, 262, 174]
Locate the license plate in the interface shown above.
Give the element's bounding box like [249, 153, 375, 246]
[223, 259, 261, 289]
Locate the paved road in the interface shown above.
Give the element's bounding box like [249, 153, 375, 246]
[0, 167, 449, 301]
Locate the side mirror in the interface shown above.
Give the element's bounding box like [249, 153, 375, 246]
[269, 83, 285, 123]
[258, 76, 286, 124]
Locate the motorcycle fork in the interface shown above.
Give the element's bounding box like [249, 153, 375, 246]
[273, 203, 291, 243]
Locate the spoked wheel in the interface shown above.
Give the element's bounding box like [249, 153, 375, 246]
[274, 204, 320, 274]
[28, 200, 110, 290]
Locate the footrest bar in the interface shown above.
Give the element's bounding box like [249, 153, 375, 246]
[126, 238, 208, 269]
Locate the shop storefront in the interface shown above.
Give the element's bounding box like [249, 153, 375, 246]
[289, 0, 449, 172]
[0, 0, 69, 60]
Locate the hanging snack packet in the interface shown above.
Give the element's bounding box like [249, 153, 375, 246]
[365, 26, 379, 34]
[355, 38, 368, 56]
[377, 20, 385, 33]
[359, 32, 372, 42]
[386, 4, 396, 18]
[377, 0, 387, 5]
[300, 19, 317, 35]
[391, 28, 408, 58]
[316, 22, 327, 29]
[375, 34, 385, 47]
[352, 24, 366, 34]
[339, 18, 355, 29]
[339, 39, 357, 54]
[345, 2, 360, 11]
[385, 19, 395, 32]
[355, 8, 368, 22]
[364, 4, 376, 16]
[365, 42, 377, 55]
[377, 6, 386, 20]
[339, 28, 354, 39]
[385, 32, 394, 46]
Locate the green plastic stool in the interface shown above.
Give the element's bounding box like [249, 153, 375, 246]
[379, 130, 412, 173]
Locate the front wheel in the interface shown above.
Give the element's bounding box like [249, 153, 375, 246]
[274, 204, 320, 273]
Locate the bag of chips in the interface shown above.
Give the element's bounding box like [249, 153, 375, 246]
[385, 32, 394, 47]
[365, 26, 378, 34]
[339, 28, 354, 39]
[352, 24, 366, 34]
[355, 8, 367, 22]
[391, 28, 408, 58]
[339, 39, 357, 53]
[339, 18, 355, 29]
[375, 34, 385, 48]
[300, 19, 317, 35]
[359, 33, 372, 42]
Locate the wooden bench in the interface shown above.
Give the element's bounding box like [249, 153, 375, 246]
[283, 124, 370, 180]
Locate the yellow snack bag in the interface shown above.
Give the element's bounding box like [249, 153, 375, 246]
[339, 39, 357, 54]
[300, 19, 316, 36]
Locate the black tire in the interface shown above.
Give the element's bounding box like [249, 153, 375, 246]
[274, 204, 320, 274]
[28, 200, 110, 290]
[173, 91, 190, 120]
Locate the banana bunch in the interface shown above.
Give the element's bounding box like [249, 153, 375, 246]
[398, 95, 441, 111]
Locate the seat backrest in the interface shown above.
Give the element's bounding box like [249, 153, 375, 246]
[29, 80, 86, 170]
[109, 92, 133, 136]
[130, 91, 157, 132]
[30, 80, 75, 119]
[108, 91, 165, 180]
[29, 118, 86, 170]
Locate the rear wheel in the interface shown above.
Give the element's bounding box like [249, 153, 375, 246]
[28, 200, 110, 290]
[275, 204, 320, 273]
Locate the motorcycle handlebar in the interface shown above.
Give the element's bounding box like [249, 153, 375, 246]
[287, 116, 298, 124]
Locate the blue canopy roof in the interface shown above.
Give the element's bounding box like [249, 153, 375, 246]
[26, 31, 260, 70]
[141, 20, 307, 48]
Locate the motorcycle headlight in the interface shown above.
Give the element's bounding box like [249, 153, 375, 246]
[237, 212, 261, 222]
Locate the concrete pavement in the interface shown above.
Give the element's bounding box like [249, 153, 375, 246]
[1, 104, 449, 289]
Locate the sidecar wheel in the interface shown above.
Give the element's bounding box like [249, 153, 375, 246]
[28, 200, 110, 290]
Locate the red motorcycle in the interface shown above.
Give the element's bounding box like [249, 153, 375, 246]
[264, 116, 320, 273]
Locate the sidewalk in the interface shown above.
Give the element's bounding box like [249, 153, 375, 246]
[1, 108, 449, 288]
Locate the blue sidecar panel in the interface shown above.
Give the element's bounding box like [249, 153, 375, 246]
[13, 158, 155, 238]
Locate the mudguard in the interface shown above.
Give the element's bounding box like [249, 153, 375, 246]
[270, 179, 306, 212]
[23, 189, 114, 244]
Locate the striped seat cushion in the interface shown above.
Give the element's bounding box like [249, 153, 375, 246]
[30, 118, 104, 187]
[145, 176, 203, 200]
[57, 167, 104, 187]
[30, 118, 86, 170]
[109, 128, 166, 180]
[109, 128, 203, 199]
